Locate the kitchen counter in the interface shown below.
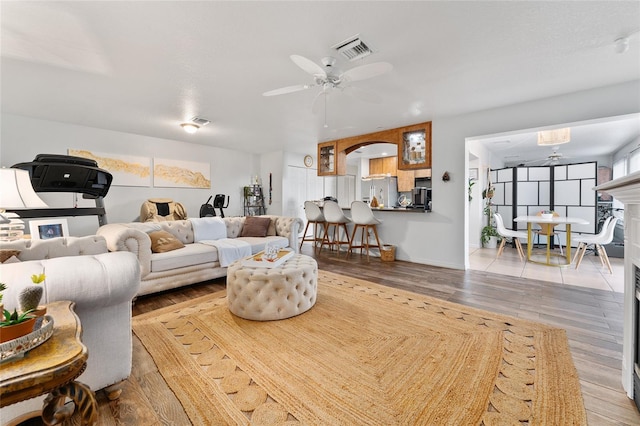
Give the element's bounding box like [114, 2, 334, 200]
[342, 206, 430, 213]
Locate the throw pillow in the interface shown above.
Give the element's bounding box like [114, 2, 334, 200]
[240, 216, 271, 238]
[267, 218, 276, 236]
[0, 249, 21, 263]
[149, 230, 185, 253]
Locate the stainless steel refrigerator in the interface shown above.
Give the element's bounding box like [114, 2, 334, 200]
[361, 176, 398, 207]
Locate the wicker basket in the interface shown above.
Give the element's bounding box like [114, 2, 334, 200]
[380, 244, 395, 262]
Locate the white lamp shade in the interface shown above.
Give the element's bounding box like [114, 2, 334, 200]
[537, 128, 571, 146]
[0, 168, 48, 209]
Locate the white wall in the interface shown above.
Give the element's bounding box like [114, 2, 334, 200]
[1, 114, 259, 236]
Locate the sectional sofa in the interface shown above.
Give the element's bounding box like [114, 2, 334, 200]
[97, 215, 303, 296]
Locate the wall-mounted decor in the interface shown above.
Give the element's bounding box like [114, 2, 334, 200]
[29, 218, 69, 240]
[68, 149, 151, 187]
[153, 158, 211, 189]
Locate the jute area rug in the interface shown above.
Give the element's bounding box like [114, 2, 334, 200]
[132, 271, 586, 425]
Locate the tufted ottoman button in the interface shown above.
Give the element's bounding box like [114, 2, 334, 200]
[226, 254, 318, 321]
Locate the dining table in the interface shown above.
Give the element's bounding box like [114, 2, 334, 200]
[514, 215, 589, 267]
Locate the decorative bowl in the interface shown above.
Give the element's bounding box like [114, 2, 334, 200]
[541, 213, 554, 220]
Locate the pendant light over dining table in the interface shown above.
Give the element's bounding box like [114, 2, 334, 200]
[537, 128, 571, 146]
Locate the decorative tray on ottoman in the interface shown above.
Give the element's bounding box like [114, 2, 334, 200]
[242, 249, 294, 268]
[1, 315, 54, 362]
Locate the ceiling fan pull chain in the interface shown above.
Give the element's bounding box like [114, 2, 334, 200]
[324, 95, 328, 128]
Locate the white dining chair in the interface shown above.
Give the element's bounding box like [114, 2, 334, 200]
[320, 200, 351, 253]
[347, 201, 383, 261]
[494, 213, 527, 261]
[572, 216, 618, 274]
[299, 201, 326, 252]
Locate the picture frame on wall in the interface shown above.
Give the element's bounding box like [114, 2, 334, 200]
[29, 219, 69, 240]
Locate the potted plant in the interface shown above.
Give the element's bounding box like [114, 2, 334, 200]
[0, 282, 5, 313]
[481, 224, 500, 248]
[19, 273, 46, 329]
[0, 308, 36, 343]
[481, 181, 500, 248]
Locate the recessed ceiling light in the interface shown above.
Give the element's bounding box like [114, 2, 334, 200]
[180, 123, 200, 134]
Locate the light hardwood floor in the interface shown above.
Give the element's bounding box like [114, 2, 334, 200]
[28, 244, 639, 425]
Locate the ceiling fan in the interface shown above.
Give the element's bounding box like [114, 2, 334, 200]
[262, 55, 393, 114]
[524, 148, 571, 166]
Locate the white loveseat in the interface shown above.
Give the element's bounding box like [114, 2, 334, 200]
[97, 215, 303, 296]
[0, 236, 140, 423]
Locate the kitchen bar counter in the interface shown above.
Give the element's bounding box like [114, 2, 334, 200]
[342, 206, 430, 213]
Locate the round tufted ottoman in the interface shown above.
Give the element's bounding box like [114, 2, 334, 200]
[226, 254, 318, 321]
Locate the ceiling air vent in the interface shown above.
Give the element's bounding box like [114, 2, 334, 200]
[190, 116, 211, 126]
[332, 35, 373, 61]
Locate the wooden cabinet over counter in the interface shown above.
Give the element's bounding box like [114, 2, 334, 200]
[369, 156, 398, 176]
[317, 121, 431, 176]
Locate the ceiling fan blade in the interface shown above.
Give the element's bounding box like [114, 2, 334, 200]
[341, 62, 393, 82]
[344, 86, 382, 103]
[262, 84, 311, 97]
[290, 55, 326, 78]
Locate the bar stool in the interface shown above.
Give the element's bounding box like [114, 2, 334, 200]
[320, 200, 351, 253]
[347, 201, 383, 261]
[299, 201, 326, 252]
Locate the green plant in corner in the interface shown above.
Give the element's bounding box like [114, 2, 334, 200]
[481, 176, 500, 247]
[481, 224, 500, 245]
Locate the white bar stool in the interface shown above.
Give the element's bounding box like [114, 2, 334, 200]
[299, 201, 326, 253]
[320, 200, 351, 254]
[347, 201, 383, 261]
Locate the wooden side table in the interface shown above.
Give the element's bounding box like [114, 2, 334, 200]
[0, 301, 97, 425]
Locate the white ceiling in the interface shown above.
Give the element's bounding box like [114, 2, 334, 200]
[2, 1, 639, 163]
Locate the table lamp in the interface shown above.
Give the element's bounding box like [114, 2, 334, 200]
[0, 168, 48, 241]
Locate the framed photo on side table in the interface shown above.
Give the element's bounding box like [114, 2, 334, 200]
[29, 219, 69, 240]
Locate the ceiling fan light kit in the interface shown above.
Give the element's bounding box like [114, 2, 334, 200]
[180, 123, 200, 134]
[537, 128, 571, 146]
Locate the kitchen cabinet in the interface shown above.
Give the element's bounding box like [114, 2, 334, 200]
[397, 122, 432, 171]
[318, 141, 346, 176]
[397, 169, 415, 192]
[369, 156, 397, 176]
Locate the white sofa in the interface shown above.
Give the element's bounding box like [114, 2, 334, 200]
[0, 236, 140, 423]
[97, 215, 303, 296]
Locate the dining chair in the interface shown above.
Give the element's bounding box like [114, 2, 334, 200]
[572, 216, 618, 274]
[347, 201, 383, 261]
[299, 201, 326, 252]
[533, 211, 563, 255]
[319, 200, 351, 254]
[494, 213, 527, 261]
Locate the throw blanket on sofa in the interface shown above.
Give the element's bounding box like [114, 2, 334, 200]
[200, 239, 251, 267]
[191, 217, 227, 241]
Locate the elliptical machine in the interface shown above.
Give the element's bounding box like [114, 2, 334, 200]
[199, 194, 229, 218]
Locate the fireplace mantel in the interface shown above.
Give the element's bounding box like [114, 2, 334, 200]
[595, 171, 640, 400]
